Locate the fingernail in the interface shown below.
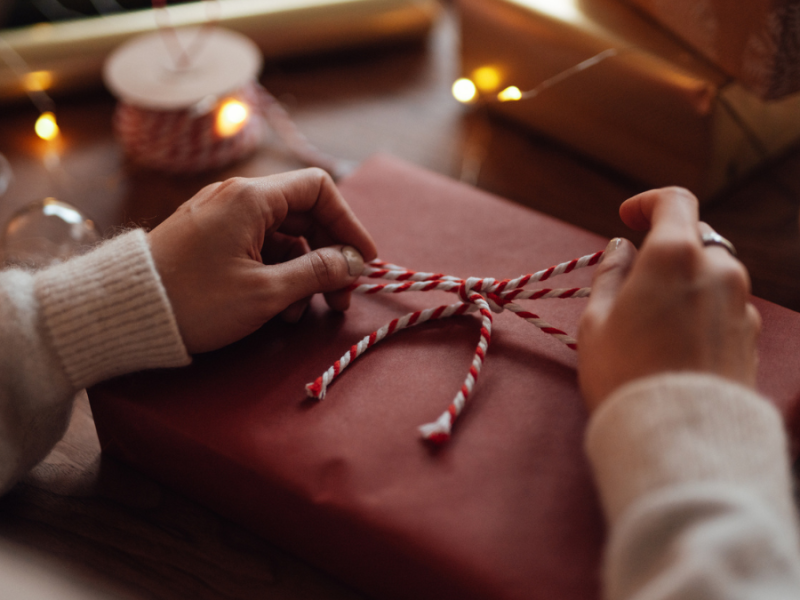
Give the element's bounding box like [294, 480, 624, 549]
[605, 238, 621, 254]
[342, 246, 364, 277]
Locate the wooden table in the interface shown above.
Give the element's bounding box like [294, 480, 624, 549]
[1, 6, 800, 598]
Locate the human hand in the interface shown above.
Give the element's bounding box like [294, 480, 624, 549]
[577, 187, 761, 412]
[149, 168, 378, 354]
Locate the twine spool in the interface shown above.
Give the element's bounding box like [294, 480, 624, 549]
[113, 80, 263, 173]
[104, 27, 344, 175]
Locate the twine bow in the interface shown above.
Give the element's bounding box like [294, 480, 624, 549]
[305, 251, 604, 443]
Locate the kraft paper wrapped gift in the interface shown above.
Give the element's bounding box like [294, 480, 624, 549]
[457, 0, 800, 201]
[88, 156, 800, 600]
[621, 0, 800, 100]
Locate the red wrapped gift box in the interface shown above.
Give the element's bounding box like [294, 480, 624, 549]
[89, 156, 800, 600]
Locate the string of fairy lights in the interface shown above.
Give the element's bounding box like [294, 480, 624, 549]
[0, 42, 254, 177]
[0, 0, 245, 147]
[0, 34, 60, 142]
[451, 48, 621, 105]
[1, 0, 623, 163]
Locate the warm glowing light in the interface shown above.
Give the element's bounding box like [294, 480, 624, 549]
[35, 112, 59, 140]
[498, 86, 523, 102]
[215, 99, 249, 137]
[472, 66, 501, 92]
[23, 70, 53, 92]
[512, 0, 580, 21]
[452, 78, 477, 103]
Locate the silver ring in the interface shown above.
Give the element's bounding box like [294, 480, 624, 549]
[701, 232, 737, 256]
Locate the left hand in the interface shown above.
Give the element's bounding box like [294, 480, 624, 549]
[149, 168, 378, 354]
[577, 187, 760, 412]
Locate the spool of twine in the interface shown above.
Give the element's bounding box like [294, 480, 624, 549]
[113, 81, 262, 173]
[104, 26, 346, 176]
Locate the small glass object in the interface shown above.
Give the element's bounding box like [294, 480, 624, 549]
[2, 197, 100, 268]
[0, 153, 12, 197]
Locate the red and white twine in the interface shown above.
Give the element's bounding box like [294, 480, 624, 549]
[111, 1, 346, 176]
[114, 82, 347, 176]
[305, 251, 604, 443]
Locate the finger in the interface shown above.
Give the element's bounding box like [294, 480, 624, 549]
[280, 296, 311, 323]
[279, 213, 337, 253]
[324, 288, 352, 312]
[323, 246, 363, 310]
[697, 222, 731, 260]
[620, 187, 699, 239]
[270, 236, 313, 321]
[695, 221, 752, 302]
[743, 302, 762, 387]
[584, 238, 637, 319]
[261, 232, 309, 265]
[747, 301, 762, 341]
[266, 245, 365, 308]
[264, 168, 378, 261]
[263, 233, 308, 265]
[697, 221, 741, 263]
[270, 236, 312, 322]
[697, 221, 715, 237]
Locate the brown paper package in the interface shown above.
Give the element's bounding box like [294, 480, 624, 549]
[621, 0, 800, 100]
[457, 0, 800, 201]
[89, 156, 800, 600]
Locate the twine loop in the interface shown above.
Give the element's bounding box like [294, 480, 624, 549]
[305, 251, 604, 443]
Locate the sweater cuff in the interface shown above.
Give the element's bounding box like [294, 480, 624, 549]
[585, 373, 795, 528]
[34, 229, 190, 390]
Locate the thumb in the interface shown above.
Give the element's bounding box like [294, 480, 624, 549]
[268, 245, 365, 307]
[584, 238, 636, 318]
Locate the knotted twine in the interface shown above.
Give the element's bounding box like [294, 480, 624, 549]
[305, 250, 604, 443]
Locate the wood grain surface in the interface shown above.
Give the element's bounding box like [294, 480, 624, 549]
[1, 5, 799, 598]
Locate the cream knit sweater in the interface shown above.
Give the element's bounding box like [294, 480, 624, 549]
[1, 231, 799, 598]
[587, 374, 800, 599]
[0, 229, 189, 495]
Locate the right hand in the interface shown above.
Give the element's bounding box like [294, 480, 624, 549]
[577, 187, 761, 412]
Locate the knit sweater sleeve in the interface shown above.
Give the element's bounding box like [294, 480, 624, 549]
[0, 229, 189, 494]
[586, 373, 800, 600]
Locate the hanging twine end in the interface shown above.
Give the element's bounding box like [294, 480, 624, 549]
[418, 413, 453, 444]
[305, 378, 325, 400]
[423, 431, 451, 445]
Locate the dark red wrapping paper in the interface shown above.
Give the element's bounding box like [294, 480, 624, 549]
[89, 156, 800, 600]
